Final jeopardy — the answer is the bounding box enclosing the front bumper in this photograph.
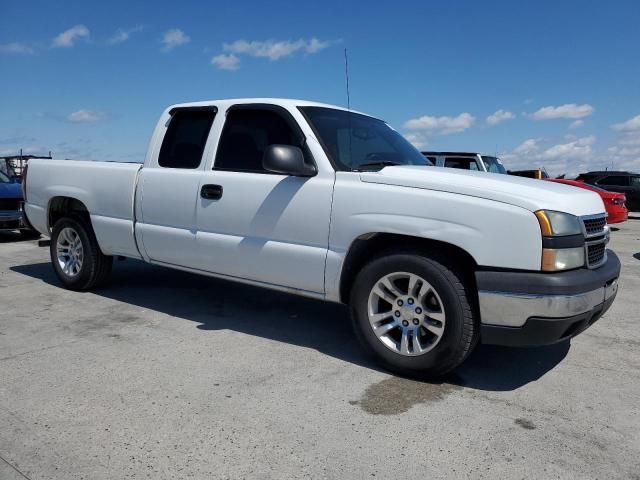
[0,210,24,231]
[477,251,621,346]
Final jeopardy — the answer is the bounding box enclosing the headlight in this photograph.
[534,210,582,236]
[541,247,585,272]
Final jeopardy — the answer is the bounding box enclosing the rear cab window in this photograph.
[158,108,216,169]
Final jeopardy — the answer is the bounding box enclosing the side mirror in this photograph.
[262,145,317,177]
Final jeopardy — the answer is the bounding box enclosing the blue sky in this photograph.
[1,0,639,176]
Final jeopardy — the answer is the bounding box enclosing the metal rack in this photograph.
[1,149,52,180]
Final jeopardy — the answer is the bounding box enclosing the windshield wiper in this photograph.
[354,161,401,171]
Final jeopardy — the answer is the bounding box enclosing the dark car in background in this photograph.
[576,171,640,212]
[0,170,37,236]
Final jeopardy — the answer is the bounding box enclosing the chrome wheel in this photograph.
[367,272,446,356]
[56,227,84,277]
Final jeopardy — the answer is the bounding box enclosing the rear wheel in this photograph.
[350,252,477,379]
[50,216,112,290]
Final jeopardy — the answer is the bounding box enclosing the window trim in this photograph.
[297,106,352,172]
[158,106,218,170]
[212,103,317,175]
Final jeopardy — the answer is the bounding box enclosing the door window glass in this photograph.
[444,157,479,170]
[215,109,303,173]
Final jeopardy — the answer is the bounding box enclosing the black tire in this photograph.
[350,251,477,379]
[50,216,112,291]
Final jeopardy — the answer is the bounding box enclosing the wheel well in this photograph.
[339,233,478,303]
[48,196,90,231]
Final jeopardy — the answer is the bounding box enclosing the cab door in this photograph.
[194,105,333,294]
[136,107,217,269]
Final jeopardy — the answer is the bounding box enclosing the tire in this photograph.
[350,252,477,379]
[50,216,112,291]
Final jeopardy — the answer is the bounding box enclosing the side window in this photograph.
[425,156,436,165]
[158,109,216,169]
[444,157,478,170]
[599,175,629,186]
[630,176,640,187]
[215,109,303,173]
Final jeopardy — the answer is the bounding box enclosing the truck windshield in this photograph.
[0,170,12,183]
[481,156,507,174]
[299,107,430,171]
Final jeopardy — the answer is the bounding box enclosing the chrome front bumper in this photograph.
[478,279,618,328]
[475,251,621,346]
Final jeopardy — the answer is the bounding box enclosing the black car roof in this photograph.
[578,171,632,176]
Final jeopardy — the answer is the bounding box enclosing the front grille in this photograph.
[587,242,606,268]
[0,199,21,211]
[583,216,606,236]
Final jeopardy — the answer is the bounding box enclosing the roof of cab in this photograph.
[164,98,371,118]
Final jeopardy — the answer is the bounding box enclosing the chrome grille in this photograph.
[581,214,608,269]
[583,216,606,236]
[587,242,606,268]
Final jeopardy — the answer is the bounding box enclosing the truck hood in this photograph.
[359,166,605,216]
[0,181,22,200]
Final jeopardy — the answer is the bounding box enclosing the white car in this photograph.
[23,98,620,378]
[422,151,507,173]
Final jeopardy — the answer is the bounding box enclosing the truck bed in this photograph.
[25,159,142,258]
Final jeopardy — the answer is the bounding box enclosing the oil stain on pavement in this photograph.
[351,376,461,415]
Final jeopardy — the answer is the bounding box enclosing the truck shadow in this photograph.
[11,259,569,392]
[0,231,39,243]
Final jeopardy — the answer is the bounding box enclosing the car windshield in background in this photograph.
[481,156,507,174]
[0,170,12,183]
[300,107,430,171]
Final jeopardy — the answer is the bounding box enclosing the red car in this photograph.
[545,178,628,224]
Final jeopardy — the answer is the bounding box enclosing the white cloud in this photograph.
[569,120,584,129]
[404,133,428,150]
[500,136,597,177]
[52,25,90,48]
[211,53,239,71]
[107,25,143,45]
[0,42,35,54]
[531,103,594,120]
[513,138,539,155]
[67,110,105,123]
[607,114,640,172]
[403,113,475,135]
[540,136,595,161]
[612,114,640,132]
[161,28,190,52]
[222,38,330,61]
[486,109,515,126]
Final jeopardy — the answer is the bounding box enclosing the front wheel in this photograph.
[350,252,477,379]
[50,216,112,291]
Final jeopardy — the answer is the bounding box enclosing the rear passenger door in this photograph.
[194,105,334,294]
[136,107,216,268]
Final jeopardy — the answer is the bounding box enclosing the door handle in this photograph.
[201,184,223,200]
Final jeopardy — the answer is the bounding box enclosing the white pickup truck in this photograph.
[24,98,620,378]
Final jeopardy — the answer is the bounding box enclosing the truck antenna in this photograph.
[344,48,351,111]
